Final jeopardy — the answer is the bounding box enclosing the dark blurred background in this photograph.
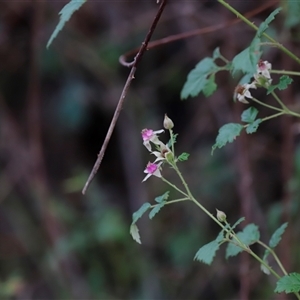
[0,0,300,299]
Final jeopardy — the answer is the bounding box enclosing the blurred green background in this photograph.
[0,0,300,299]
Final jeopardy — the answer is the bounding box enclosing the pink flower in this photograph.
[234,83,256,104]
[142,162,162,182]
[257,60,272,79]
[141,128,164,151]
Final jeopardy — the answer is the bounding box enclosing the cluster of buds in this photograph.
[141,115,174,182]
[235,60,272,104]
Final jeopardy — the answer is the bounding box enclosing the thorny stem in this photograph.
[82,0,168,194]
[218,0,300,65]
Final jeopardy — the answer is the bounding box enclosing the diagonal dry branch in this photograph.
[82,0,168,194]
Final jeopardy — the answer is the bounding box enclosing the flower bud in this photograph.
[216,209,227,222]
[163,114,174,130]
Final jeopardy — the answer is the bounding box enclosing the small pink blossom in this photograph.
[141,128,164,151]
[257,60,272,79]
[142,162,162,182]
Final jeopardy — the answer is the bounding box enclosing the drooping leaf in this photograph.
[211,123,244,154]
[149,202,165,219]
[154,191,170,203]
[275,273,300,294]
[181,58,218,99]
[47,0,87,48]
[194,239,220,265]
[285,0,300,28]
[178,152,190,162]
[231,36,261,76]
[269,222,288,248]
[241,107,259,123]
[246,119,262,134]
[267,75,293,94]
[132,202,151,224]
[226,224,260,258]
[257,8,282,37]
[130,224,141,244]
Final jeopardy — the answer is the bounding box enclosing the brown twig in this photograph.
[82,0,168,194]
[119,0,277,65]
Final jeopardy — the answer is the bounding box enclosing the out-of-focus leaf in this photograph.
[132,203,151,224]
[47,0,87,48]
[269,222,288,248]
[130,224,141,244]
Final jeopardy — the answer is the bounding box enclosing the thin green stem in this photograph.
[260,111,285,122]
[271,91,290,111]
[271,70,300,77]
[218,0,300,65]
[251,97,283,112]
[257,240,288,276]
[161,177,189,198]
[150,197,190,208]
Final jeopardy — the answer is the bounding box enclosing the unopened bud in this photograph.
[216,209,227,222]
[163,114,174,130]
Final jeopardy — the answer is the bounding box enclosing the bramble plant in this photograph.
[129,4,300,300]
[47,0,300,298]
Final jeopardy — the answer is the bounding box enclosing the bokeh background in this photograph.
[0,0,300,299]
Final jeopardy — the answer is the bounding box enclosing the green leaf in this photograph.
[226,224,260,258]
[267,75,293,94]
[213,47,221,60]
[257,8,282,37]
[285,0,300,28]
[47,0,87,48]
[167,134,178,148]
[269,222,288,248]
[231,36,261,76]
[178,152,190,161]
[203,74,218,97]
[149,202,165,219]
[211,123,244,154]
[130,224,141,244]
[194,239,220,265]
[155,191,169,203]
[181,58,218,99]
[241,107,259,123]
[246,119,262,134]
[231,217,245,231]
[275,273,300,293]
[132,202,151,224]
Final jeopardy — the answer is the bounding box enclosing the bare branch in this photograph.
[82,0,168,194]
